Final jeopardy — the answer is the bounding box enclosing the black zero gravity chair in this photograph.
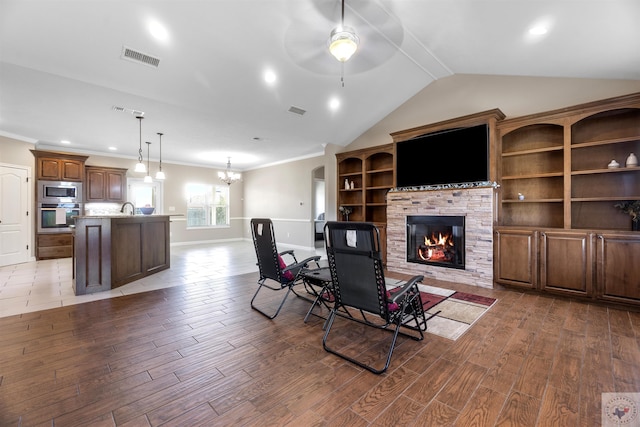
[250,218,321,319]
[322,221,430,374]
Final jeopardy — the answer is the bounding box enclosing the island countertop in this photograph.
[73,215,170,295]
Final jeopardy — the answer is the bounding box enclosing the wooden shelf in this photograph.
[502,146,564,157]
[571,166,640,175]
[502,172,564,180]
[571,135,639,148]
[366,168,394,174]
[503,199,563,203]
[572,197,640,202]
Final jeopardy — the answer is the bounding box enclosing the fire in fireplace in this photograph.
[406,215,465,269]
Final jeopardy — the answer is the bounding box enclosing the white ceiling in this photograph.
[1,0,639,170]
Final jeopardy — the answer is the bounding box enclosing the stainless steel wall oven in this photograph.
[37,203,82,233]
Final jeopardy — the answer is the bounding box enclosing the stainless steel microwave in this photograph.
[38,180,83,203]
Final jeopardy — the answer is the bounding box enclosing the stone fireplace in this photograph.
[386,183,495,289]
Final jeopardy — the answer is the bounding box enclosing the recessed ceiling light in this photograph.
[61,140,71,144]
[149,20,169,41]
[108,146,117,151]
[264,70,277,84]
[329,98,340,111]
[529,25,548,36]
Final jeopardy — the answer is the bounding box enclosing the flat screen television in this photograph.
[395,123,489,188]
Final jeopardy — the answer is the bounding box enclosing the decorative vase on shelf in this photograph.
[626,153,638,168]
[344,178,350,190]
[608,160,620,169]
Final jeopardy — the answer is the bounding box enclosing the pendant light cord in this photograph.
[146,141,151,172]
[137,116,144,163]
[157,133,163,171]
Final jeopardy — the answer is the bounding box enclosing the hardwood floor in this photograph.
[0,268,639,426]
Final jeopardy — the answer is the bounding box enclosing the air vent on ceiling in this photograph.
[120,46,160,68]
[288,106,306,116]
[112,106,145,116]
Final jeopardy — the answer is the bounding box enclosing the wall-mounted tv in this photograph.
[396,123,489,188]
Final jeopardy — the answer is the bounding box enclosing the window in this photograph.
[128,178,163,214]
[186,183,229,227]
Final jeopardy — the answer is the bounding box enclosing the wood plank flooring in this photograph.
[1,271,639,426]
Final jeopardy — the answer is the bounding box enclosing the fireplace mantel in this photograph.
[386,185,495,288]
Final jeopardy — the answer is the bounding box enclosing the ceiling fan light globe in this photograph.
[329,27,359,62]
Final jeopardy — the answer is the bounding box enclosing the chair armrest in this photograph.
[282,255,321,273]
[279,249,298,264]
[389,275,423,304]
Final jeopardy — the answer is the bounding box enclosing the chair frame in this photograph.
[250,218,320,319]
[322,221,432,374]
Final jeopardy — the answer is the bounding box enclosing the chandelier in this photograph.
[218,157,241,185]
[328,0,359,62]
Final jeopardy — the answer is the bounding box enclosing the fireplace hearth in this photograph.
[406,215,465,269]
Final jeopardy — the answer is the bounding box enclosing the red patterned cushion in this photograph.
[278,255,295,281]
[386,291,399,311]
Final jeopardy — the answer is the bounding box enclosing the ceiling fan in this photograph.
[283,0,404,76]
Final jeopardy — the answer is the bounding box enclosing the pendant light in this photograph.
[134,116,146,173]
[144,141,152,183]
[155,132,165,180]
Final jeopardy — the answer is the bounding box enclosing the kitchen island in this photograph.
[73,215,170,295]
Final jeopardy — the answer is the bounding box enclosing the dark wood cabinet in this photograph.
[31,150,89,260]
[494,228,538,289]
[595,233,640,305]
[74,215,170,295]
[37,233,73,259]
[540,231,593,297]
[111,216,170,287]
[32,151,87,181]
[85,166,127,202]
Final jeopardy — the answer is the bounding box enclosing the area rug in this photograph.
[386,280,497,341]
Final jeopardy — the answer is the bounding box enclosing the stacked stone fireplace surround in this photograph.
[386,185,495,289]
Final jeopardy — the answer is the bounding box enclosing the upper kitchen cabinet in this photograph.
[32,150,88,181]
[85,166,128,203]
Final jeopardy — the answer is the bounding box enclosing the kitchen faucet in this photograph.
[120,202,135,215]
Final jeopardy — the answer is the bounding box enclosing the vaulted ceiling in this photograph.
[1,0,639,170]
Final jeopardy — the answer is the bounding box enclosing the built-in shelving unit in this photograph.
[495,92,640,307]
[570,108,640,230]
[336,144,395,264]
[336,143,395,224]
[499,123,565,228]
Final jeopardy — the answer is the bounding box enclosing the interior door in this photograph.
[0,165,30,266]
